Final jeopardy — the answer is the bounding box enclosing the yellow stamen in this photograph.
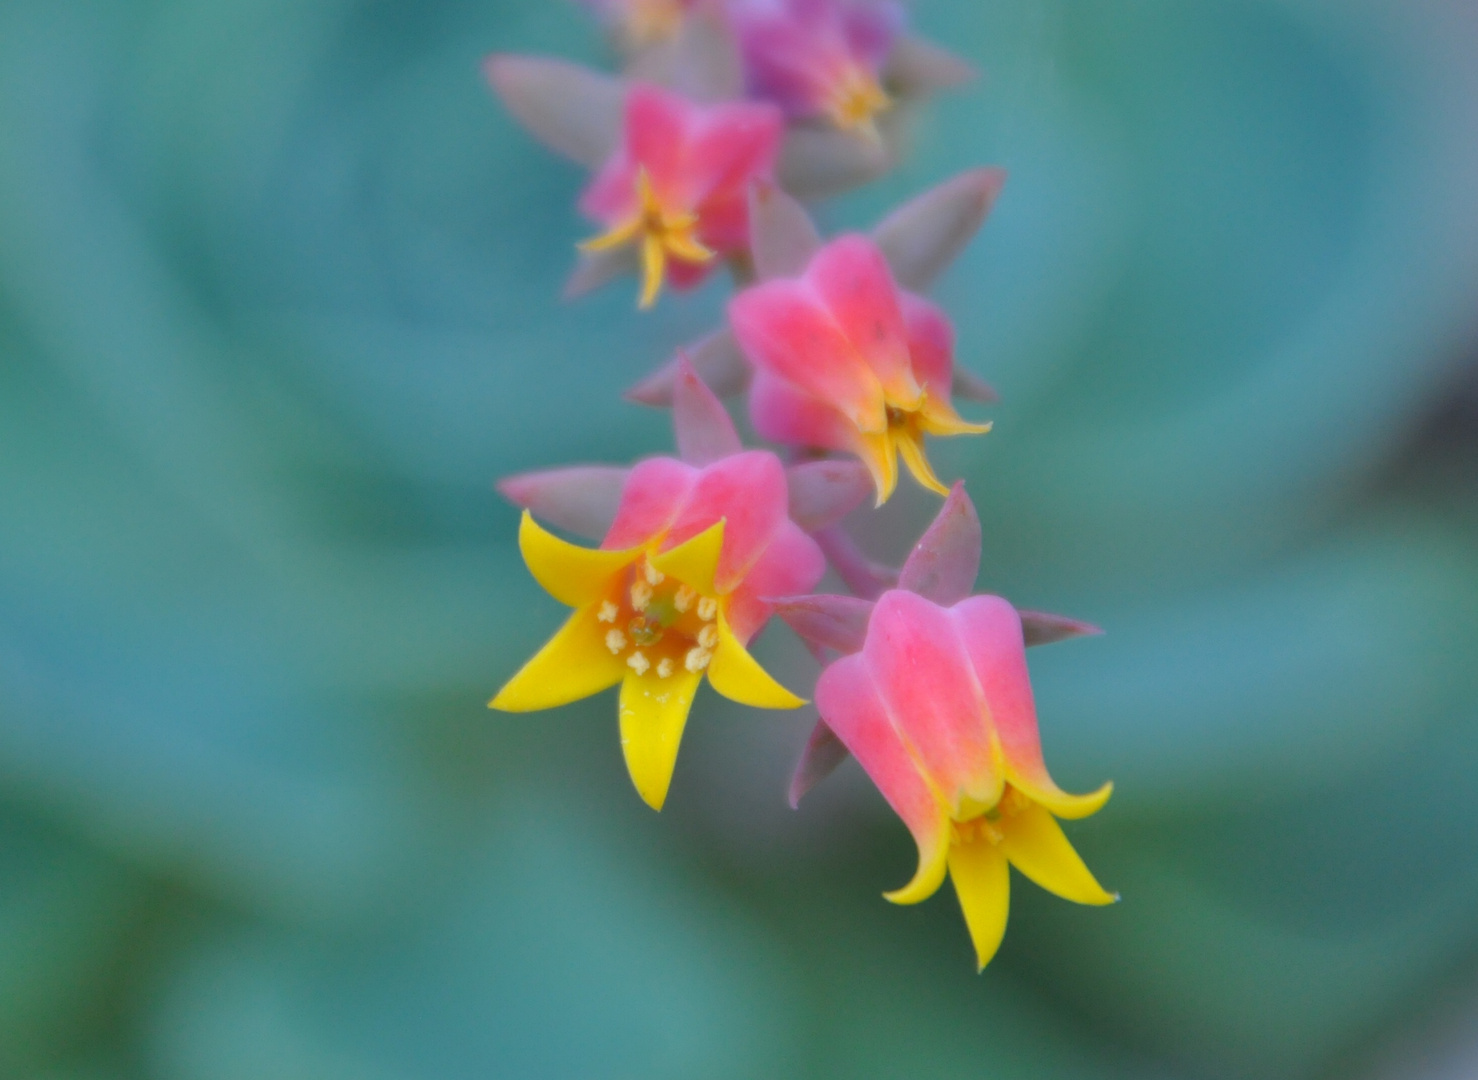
[825,65,892,141]
[578,169,715,310]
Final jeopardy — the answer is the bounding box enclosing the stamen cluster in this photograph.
[483,0,1116,973]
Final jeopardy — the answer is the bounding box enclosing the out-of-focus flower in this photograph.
[627,170,1003,410]
[486,57,782,308]
[775,487,1114,970]
[731,231,990,502]
[491,364,840,810]
[579,84,783,307]
[728,0,904,139]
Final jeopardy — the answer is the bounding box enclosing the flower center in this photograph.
[825,65,891,140]
[952,786,1032,848]
[597,556,721,678]
[578,169,715,309]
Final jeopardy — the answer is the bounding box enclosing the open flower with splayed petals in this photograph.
[485,59,781,309]
[774,485,1115,970]
[491,363,861,810]
[579,83,782,307]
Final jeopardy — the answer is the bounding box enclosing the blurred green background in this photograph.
[3,0,1478,1077]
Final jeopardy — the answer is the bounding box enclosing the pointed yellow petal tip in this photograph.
[707,616,808,709]
[619,669,702,811]
[896,430,951,498]
[518,511,640,609]
[883,829,950,906]
[650,519,726,597]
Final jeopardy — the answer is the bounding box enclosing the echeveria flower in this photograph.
[491,363,838,810]
[728,0,903,138]
[731,231,989,502]
[484,59,781,309]
[579,83,783,307]
[775,486,1113,970]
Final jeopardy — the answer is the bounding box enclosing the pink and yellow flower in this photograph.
[730,232,990,503]
[578,0,698,50]
[492,447,824,810]
[778,485,1113,970]
[728,0,903,138]
[579,83,783,308]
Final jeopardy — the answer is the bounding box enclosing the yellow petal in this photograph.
[619,668,703,810]
[919,398,992,437]
[947,831,1011,972]
[1000,802,1117,906]
[490,606,626,712]
[1007,772,1113,821]
[706,613,806,709]
[577,214,641,254]
[854,429,898,507]
[518,511,639,608]
[882,811,951,906]
[639,233,665,309]
[649,520,725,597]
[895,429,951,497]
[665,231,715,265]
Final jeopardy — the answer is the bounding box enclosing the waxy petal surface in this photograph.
[816,656,950,904]
[707,615,806,709]
[667,451,788,591]
[619,668,704,810]
[649,519,726,597]
[785,459,872,532]
[947,831,1010,972]
[491,608,627,712]
[808,235,918,406]
[603,458,697,550]
[953,595,1111,820]
[521,512,641,608]
[771,593,873,655]
[864,590,1002,815]
[724,521,826,643]
[1000,802,1116,906]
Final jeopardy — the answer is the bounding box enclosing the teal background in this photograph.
[2,1,1478,1077]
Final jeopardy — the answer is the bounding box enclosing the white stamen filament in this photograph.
[697,624,719,650]
[684,647,712,673]
[673,585,696,613]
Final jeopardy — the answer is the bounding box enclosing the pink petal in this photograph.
[748,371,854,454]
[748,178,823,281]
[770,593,873,655]
[497,465,629,542]
[672,357,743,466]
[688,102,784,199]
[785,458,871,531]
[863,589,1003,814]
[951,595,1053,794]
[806,236,918,406]
[664,450,789,592]
[788,716,850,808]
[897,482,980,606]
[900,292,955,397]
[625,83,696,197]
[724,519,827,641]
[871,167,1006,292]
[816,653,950,899]
[730,278,883,431]
[602,457,697,549]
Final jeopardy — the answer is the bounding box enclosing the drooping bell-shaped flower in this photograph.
[774,486,1114,970]
[727,0,903,139]
[731,229,990,503]
[491,363,839,810]
[485,58,782,309]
